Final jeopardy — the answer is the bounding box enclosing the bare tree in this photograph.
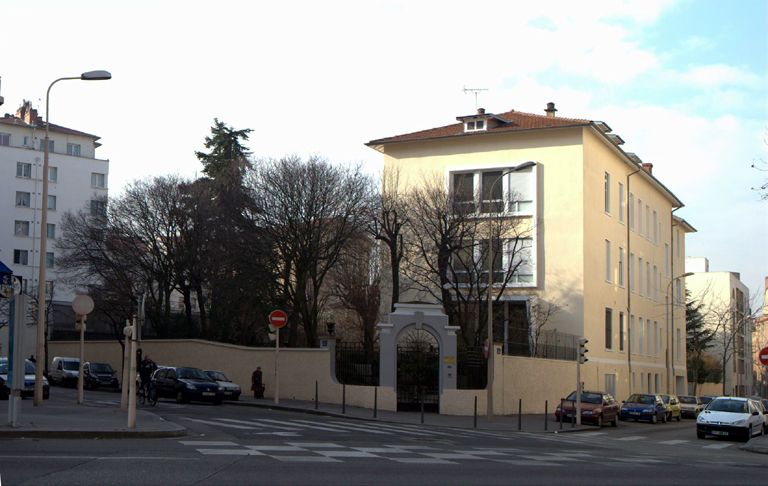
[249,156,372,347]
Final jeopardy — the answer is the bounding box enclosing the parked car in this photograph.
[83,362,119,390]
[152,366,223,404]
[697,396,765,441]
[678,395,703,418]
[749,397,768,433]
[49,357,80,386]
[660,394,682,422]
[619,393,667,423]
[0,358,50,399]
[205,370,241,401]
[554,390,619,427]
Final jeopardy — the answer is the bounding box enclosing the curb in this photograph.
[0,427,187,440]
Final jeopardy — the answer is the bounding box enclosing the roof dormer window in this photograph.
[465,119,486,132]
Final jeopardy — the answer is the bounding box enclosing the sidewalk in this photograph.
[0,399,186,439]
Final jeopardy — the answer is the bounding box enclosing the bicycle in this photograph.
[137,380,158,406]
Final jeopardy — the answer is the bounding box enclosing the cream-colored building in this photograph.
[753,277,768,396]
[686,257,755,396]
[367,103,695,399]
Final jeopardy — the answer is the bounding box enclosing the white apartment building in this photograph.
[0,101,109,357]
[685,256,754,396]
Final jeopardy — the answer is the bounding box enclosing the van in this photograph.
[50,357,80,386]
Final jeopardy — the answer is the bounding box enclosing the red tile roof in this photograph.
[367,109,593,146]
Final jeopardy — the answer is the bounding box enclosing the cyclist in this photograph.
[139,354,158,396]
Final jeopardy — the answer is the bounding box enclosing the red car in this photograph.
[555,390,620,427]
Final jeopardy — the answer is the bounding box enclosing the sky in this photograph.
[2,0,766,307]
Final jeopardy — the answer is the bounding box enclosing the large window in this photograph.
[16,162,32,178]
[646,262,651,299]
[452,173,474,212]
[46,252,55,268]
[40,139,54,152]
[645,205,650,241]
[605,240,612,282]
[13,249,29,265]
[480,239,503,283]
[618,247,625,287]
[619,312,625,351]
[653,210,658,244]
[67,143,81,156]
[90,199,107,218]
[49,166,58,183]
[653,265,658,301]
[47,223,56,239]
[638,317,644,354]
[91,172,107,189]
[638,257,644,296]
[618,182,625,223]
[451,166,535,215]
[629,252,635,292]
[47,195,57,210]
[15,191,31,207]
[637,198,643,236]
[605,308,613,350]
[604,172,611,214]
[628,193,634,230]
[0,132,10,145]
[14,220,30,236]
[481,171,503,213]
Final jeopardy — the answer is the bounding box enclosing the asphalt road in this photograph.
[1,388,766,485]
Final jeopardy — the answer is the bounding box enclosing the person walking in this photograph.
[251,366,263,399]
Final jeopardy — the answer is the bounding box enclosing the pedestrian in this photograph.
[251,366,263,399]
[28,355,36,363]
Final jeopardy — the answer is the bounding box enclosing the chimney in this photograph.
[545,102,557,117]
[15,100,42,125]
[641,162,653,175]
[477,107,486,115]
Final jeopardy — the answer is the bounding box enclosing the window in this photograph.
[618,182,625,223]
[604,172,611,214]
[628,193,635,230]
[47,195,57,210]
[14,220,30,236]
[676,328,682,360]
[638,318,644,354]
[647,373,652,393]
[67,143,81,156]
[675,279,682,304]
[13,249,29,265]
[0,132,10,146]
[618,247,625,287]
[481,171,503,213]
[605,374,617,398]
[630,315,635,353]
[645,205,650,240]
[676,229,680,257]
[49,166,58,183]
[654,374,660,393]
[629,252,635,292]
[15,191,31,207]
[40,139,54,152]
[638,257,643,296]
[16,162,32,178]
[451,240,475,284]
[90,199,107,218]
[91,172,107,189]
[653,265,658,300]
[605,240,612,282]
[653,321,659,356]
[646,262,651,299]
[664,244,670,277]
[480,239,503,283]
[46,252,55,268]
[653,210,658,244]
[452,173,474,212]
[605,308,613,350]
[508,237,534,284]
[619,312,625,351]
[465,120,486,132]
[645,320,651,355]
[637,198,643,236]
[47,223,56,239]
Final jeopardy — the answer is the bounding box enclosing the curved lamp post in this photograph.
[485,161,536,421]
[666,272,693,394]
[34,70,111,406]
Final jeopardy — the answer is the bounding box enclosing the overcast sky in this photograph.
[3,0,766,306]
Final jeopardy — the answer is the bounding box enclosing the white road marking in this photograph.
[285,420,358,433]
[659,439,689,445]
[179,440,238,446]
[196,449,263,456]
[703,443,733,450]
[286,442,345,448]
[387,458,457,464]
[317,450,380,458]
[615,435,646,441]
[422,453,485,460]
[181,417,256,430]
[245,445,308,452]
[273,456,340,463]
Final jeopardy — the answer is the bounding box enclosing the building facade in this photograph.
[686,257,755,396]
[367,103,694,399]
[0,101,109,357]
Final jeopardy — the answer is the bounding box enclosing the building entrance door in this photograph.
[397,328,439,412]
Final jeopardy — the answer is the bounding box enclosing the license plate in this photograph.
[630,412,640,415]
[224,391,232,395]
[202,392,214,396]
[712,431,728,436]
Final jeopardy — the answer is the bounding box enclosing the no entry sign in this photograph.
[268,310,288,329]
[759,346,768,366]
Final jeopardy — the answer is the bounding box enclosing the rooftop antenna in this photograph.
[463,85,487,110]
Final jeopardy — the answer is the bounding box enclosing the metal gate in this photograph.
[396,328,439,412]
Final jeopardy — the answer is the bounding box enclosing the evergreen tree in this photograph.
[685,290,716,394]
[195,119,253,181]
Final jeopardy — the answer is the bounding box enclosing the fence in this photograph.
[504,329,578,361]
[335,342,379,386]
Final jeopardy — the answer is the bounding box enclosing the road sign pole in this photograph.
[274,327,280,404]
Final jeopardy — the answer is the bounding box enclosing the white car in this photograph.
[205,370,241,400]
[697,396,765,441]
[0,358,50,399]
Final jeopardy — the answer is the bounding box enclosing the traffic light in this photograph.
[578,338,589,364]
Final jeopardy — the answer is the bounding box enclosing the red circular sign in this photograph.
[759,346,768,366]
[268,310,288,329]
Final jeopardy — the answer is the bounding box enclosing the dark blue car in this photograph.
[619,393,667,423]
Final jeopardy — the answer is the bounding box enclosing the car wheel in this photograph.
[596,415,603,427]
[661,413,666,424]
[611,415,618,427]
[676,413,681,422]
[176,390,185,404]
[651,414,658,424]
[697,431,706,439]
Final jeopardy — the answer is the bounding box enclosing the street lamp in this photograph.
[485,161,535,421]
[666,271,693,394]
[34,70,111,405]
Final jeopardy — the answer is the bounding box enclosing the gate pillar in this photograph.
[377,303,459,392]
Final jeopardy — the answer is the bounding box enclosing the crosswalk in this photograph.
[177,439,675,465]
[178,415,512,440]
[516,430,738,451]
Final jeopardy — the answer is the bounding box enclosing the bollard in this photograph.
[560,398,564,430]
[374,387,378,418]
[315,380,318,410]
[342,383,346,414]
[518,398,522,431]
[473,396,478,429]
[545,400,548,431]
[421,400,425,424]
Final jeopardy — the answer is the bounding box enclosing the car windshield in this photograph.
[700,396,714,404]
[627,394,655,404]
[707,399,748,414]
[0,360,36,374]
[661,396,670,404]
[62,361,79,371]
[177,368,210,380]
[679,396,697,404]
[206,371,228,382]
[565,391,602,404]
[90,363,113,373]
